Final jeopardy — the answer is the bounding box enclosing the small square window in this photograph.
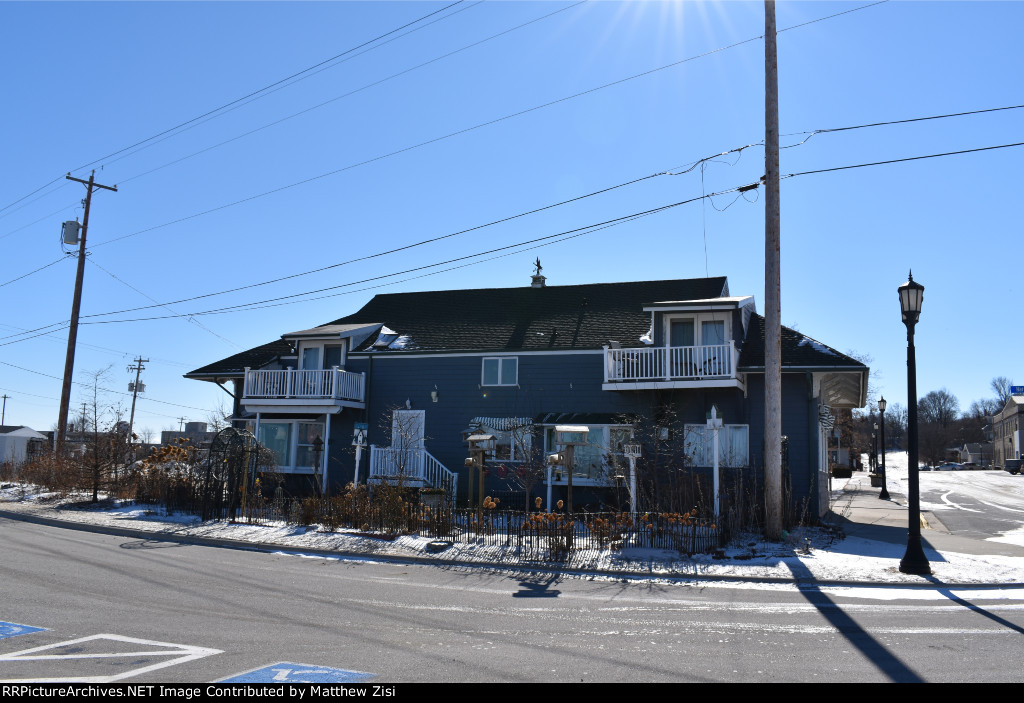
[482,357,517,386]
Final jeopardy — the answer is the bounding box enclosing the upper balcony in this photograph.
[242,367,366,413]
[602,343,744,391]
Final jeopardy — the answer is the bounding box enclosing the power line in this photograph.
[113,1,580,183]
[79,187,748,325]
[0,359,209,412]
[0,200,79,240]
[0,1,470,217]
[87,173,665,318]
[6,128,1020,343]
[782,103,1024,146]
[85,257,240,349]
[73,100,1024,312]
[783,141,1024,179]
[2,1,889,253]
[0,255,71,289]
[81,139,1024,325]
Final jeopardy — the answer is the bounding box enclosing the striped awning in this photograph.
[470,417,533,432]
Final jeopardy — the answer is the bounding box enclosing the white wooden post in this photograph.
[321,413,331,495]
[708,406,723,520]
[546,464,553,511]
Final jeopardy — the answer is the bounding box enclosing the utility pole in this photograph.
[126,356,148,451]
[56,171,117,450]
[1,394,8,424]
[763,0,783,539]
[178,416,187,432]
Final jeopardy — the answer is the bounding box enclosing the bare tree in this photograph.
[206,398,232,433]
[77,366,130,502]
[884,402,908,450]
[919,389,959,429]
[991,377,1015,407]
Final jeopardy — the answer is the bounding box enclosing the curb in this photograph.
[4,507,1022,590]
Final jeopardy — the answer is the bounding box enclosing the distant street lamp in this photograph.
[898,271,930,575]
[872,426,878,470]
[878,396,890,500]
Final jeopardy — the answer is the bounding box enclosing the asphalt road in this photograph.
[917,470,1024,542]
[2,517,1024,683]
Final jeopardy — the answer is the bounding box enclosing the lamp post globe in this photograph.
[898,272,930,575]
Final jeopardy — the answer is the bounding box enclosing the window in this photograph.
[295,422,325,469]
[482,357,518,386]
[665,314,730,347]
[298,342,346,370]
[683,424,749,467]
[254,420,324,472]
[474,419,532,462]
[543,425,633,483]
[258,422,291,468]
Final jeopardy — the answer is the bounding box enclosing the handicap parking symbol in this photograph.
[222,662,375,683]
[0,622,46,640]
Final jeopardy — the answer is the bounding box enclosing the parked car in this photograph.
[1005,459,1022,475]
[935,462,961,471]
[919,465,933,471]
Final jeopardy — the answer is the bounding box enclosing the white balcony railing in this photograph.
[368,445,457,494]
[604,342,737,383]
[243,368,365,403]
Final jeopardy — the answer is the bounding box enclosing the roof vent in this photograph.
[530,257,546,288]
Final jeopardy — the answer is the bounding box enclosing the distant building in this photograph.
[993,394,1024,468]
[0,425,47,465]
[160,421,217,448]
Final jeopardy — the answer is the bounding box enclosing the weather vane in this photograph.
[534,257,543,276]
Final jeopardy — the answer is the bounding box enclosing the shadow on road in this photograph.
[925,576,1024,636]
[512,573,562,598]
[785,560,925,683]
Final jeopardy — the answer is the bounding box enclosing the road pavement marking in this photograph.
[0,633,221,683]
[940,490,982,512]
[220,662,375,683]
[975,498,1024,514]
[0,622,46,641]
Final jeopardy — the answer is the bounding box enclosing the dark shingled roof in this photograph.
[738,314,866,369]
[337,277,729,352]
[185,339,293,378]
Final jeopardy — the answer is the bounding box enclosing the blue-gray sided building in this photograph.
[185,273,867,518]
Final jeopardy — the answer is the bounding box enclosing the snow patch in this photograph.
[797,335,838,356]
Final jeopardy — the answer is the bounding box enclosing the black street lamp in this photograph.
[898,271,930,575]
[878,396,890,500]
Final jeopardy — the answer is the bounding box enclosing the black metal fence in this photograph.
[238,497,721,560]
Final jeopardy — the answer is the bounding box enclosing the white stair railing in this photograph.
[368,445,456,494]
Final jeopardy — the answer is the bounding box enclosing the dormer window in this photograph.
[299,342,345,370]
[667,315,728,348]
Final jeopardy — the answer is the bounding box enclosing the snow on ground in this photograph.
[3,468,1024,587]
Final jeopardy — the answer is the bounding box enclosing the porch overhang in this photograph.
[602,378,746,392]
[242,399,364,414]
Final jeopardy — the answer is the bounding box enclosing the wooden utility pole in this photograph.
[56,171,117,450]
[763,0,783,539]
[126,356,148,450]
[1,394,8,425]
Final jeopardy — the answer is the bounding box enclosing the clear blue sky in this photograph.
[1,1,1020,436]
